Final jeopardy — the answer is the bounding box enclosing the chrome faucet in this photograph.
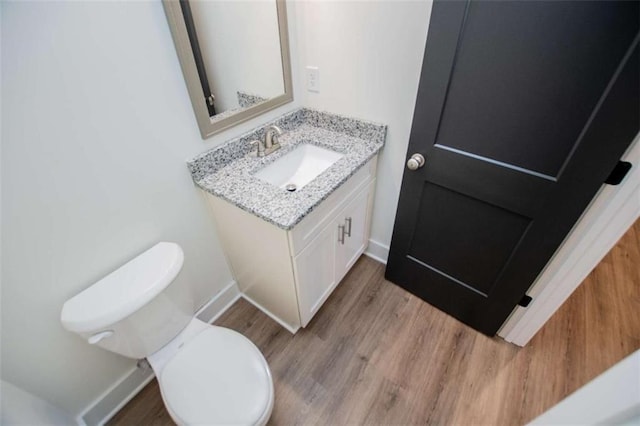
[251,125,283,157]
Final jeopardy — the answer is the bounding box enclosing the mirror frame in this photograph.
[163,0,294,139]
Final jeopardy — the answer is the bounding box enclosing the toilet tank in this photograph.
[60,242,194,359]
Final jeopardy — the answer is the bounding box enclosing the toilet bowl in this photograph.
[147,318,274,425]
[60,242,274,425]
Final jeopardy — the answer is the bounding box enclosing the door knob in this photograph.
[407,154,425,170]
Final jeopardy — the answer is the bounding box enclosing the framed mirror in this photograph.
[163,0,293,139]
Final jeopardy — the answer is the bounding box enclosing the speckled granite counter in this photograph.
[187,108,386,230]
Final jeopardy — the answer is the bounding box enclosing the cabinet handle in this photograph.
[338,224,345,244]
[344,217,352,237]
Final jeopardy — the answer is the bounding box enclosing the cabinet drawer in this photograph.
[288,157,376,256]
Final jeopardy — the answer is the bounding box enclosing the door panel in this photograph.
[386,0,640,335]
[409,182,531,296]
[426,148,550,216]
[436,2,638,177]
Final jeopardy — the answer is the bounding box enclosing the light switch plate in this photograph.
[306,66,319,93]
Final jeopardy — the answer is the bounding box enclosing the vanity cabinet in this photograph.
[205,157,377,333]
[293,187,370,326]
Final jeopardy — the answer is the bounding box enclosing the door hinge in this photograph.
[518,295,533,308]
[207,94,216,106]
[605,161,632,186]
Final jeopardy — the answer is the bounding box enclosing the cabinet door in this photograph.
[293,224,337,326]
[335,186,371,282]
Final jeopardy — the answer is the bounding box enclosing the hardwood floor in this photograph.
[109,220,640,425]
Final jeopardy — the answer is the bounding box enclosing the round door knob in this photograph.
[406,153,425,170]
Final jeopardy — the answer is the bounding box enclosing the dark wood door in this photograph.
[385,0,639,336]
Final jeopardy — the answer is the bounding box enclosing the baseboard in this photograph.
[195,280,241,324]
[79,363,155,426]
[241,294,300,334]
[78,280,240,426]
[364,238,389,264]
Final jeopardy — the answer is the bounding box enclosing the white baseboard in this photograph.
[79,280,240,426]
[195,280,241,324]
[241,294,300,334]
[364,238,389,264]
[80,363,155,426]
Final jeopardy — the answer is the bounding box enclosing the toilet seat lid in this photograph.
[159,326,273,425]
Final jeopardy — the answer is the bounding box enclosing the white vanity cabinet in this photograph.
[293,187,371,326]
[205,157,377,333]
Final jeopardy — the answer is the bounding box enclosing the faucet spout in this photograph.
[252,125,284,157]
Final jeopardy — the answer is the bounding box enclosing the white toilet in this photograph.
[60,242,274,425]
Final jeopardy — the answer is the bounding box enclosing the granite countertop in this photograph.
[187,108,387,230]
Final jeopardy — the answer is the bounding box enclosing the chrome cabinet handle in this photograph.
[338,225,345,244]
[407,153,425,170]
[344,217,352,237]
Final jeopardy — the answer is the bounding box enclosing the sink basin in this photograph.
[253,144,344,191]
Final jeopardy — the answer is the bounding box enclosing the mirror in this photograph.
[163,0,293,139]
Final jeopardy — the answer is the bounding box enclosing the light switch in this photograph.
[306,66,319,93]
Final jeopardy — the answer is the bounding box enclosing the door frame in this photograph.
[498,132,640,346]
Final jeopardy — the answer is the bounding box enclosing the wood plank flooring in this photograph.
[109,219,640,425]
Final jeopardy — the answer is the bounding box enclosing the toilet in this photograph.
[60,242,274,425]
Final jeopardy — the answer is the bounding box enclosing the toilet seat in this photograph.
[157,326,274,426]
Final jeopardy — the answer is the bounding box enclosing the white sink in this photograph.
[253,144,344,191]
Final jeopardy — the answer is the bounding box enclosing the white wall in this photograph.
[529,350,640,425]
[0,0,298,418]
[2,0,428,419]
[1,380,76,425]
[293,0,433,258]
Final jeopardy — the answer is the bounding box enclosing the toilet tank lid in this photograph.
[60,242,184,333]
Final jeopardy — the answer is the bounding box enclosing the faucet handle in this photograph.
[250,139,265,157]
